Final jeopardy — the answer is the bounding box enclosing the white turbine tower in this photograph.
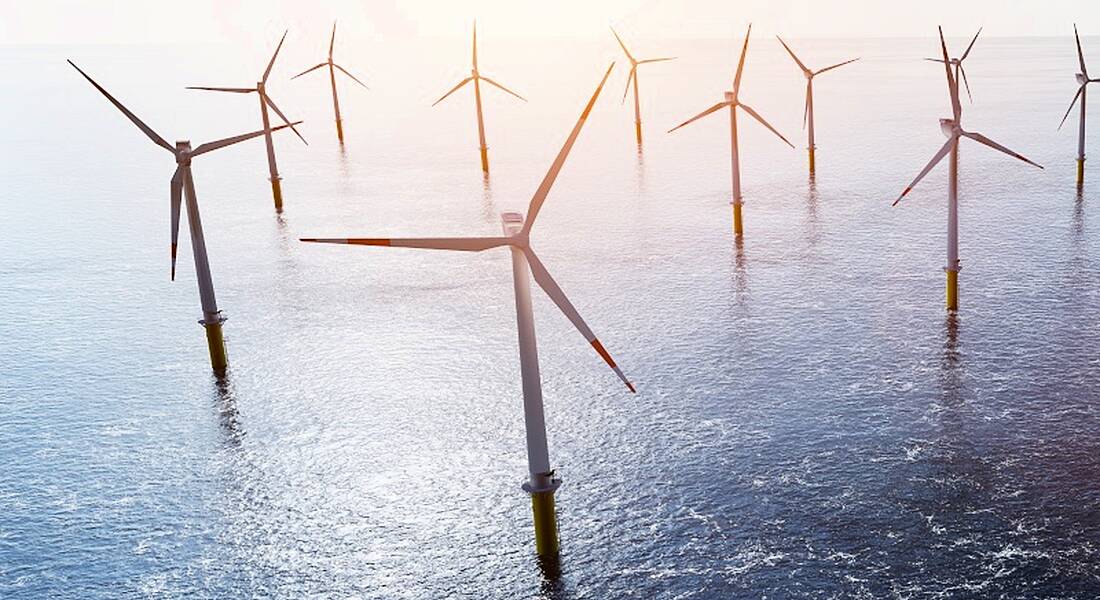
[187,30,308,212]
[433,21,527,174]
[669,24,794,238]
[302,64,632,559]
[69,60,299,372]
[1059,24,1099,186]
[892,28,1042,312]
[292,21,368,144]
[775,36,859,175]
[611,26,675,145]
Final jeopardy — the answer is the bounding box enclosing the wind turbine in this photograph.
[775,36,859,175]
[924,28,982,104]
[302,64,631,559]
[1060,24,1099,186]
[433,21,526,174]
[892,28,1042,312]
[69,60,299,372]
[669,25,794,238]
[292,21,368,143]
[611,26,675,145]
[187,30,307,212]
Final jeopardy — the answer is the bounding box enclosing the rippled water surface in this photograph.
[4,34,1100,598]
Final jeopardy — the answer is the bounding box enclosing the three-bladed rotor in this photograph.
[432,21,527,107]
[610,27,676,104]
[291,21,370,89]
[303,63,634,393]
[924,27,982,103]
[1059,24,1100,131]
[69,60,301,280]
[186,30,307,145]
[776,36,860,129]
[668,24,794,149]
[893,27,1042,206]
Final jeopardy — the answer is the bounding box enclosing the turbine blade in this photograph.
[962,131,1043,169]
[191,121,302,156]
[263,30,288,84]
[432,77,474,106]
[1076,24,1089,78]
[610,27,636,63]
[170,166,182,281]
[814,57,860,75]
[300,236,511,251]
[959,64,973,104]
[525,249,635,393]
[333,63,369,89]
[264,95,308,145]
[776,36,810,74]
[637,57,676,65]
[523,63,615,234]
[960,27,982,61]
[472,20,478,70]
[291,63,327,80]
[738,102,795,148]
[329,21,337,60]
[667,101,729,133]
[893,137,954,206]
[621,66,636,104]
[67,60,174,153]
[185,86,256,93]
[733,24,752,94]
[1059,84,1087,130]
[924,58,947,64]
[938,27,962,122]
[480,75,526,101]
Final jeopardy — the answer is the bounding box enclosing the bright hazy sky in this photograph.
[4,0,1100,44]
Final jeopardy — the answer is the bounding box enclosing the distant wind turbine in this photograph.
[611,26,675,145]
[302,64,631,559]
[892,28,1042,312]
[669,25,794,238]
[292,22,368,143]
[775,36,859,175]
[433,21,526,174]
[924,28,982,104]
[187,30,307,212]
[1060,24,1099,186]
[69,60,299,372]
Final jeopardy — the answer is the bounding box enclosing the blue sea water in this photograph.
[3,33,1100,597]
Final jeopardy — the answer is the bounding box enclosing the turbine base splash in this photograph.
[202,317,228,372]
[270,178,284,212]
[946,270,959,312]
[524,475,561,558]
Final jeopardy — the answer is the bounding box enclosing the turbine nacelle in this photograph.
[1077,72,1090,85]
[939,118,960,137]
[724,91,736,103]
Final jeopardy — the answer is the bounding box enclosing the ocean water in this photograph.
[3,33,1100,598]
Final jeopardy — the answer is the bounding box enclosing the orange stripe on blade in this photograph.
[346,238,391,246]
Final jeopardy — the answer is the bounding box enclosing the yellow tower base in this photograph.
[808,148,816,175]
[946,270,958,312]
[270,178,283,212]
[635,121,643,145]
[480,147,490,173]
[336,119,344,143]
[204,321,228,373]
[732,202,744,237]
[530,489,560,558]
[1078,158,1085,186]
